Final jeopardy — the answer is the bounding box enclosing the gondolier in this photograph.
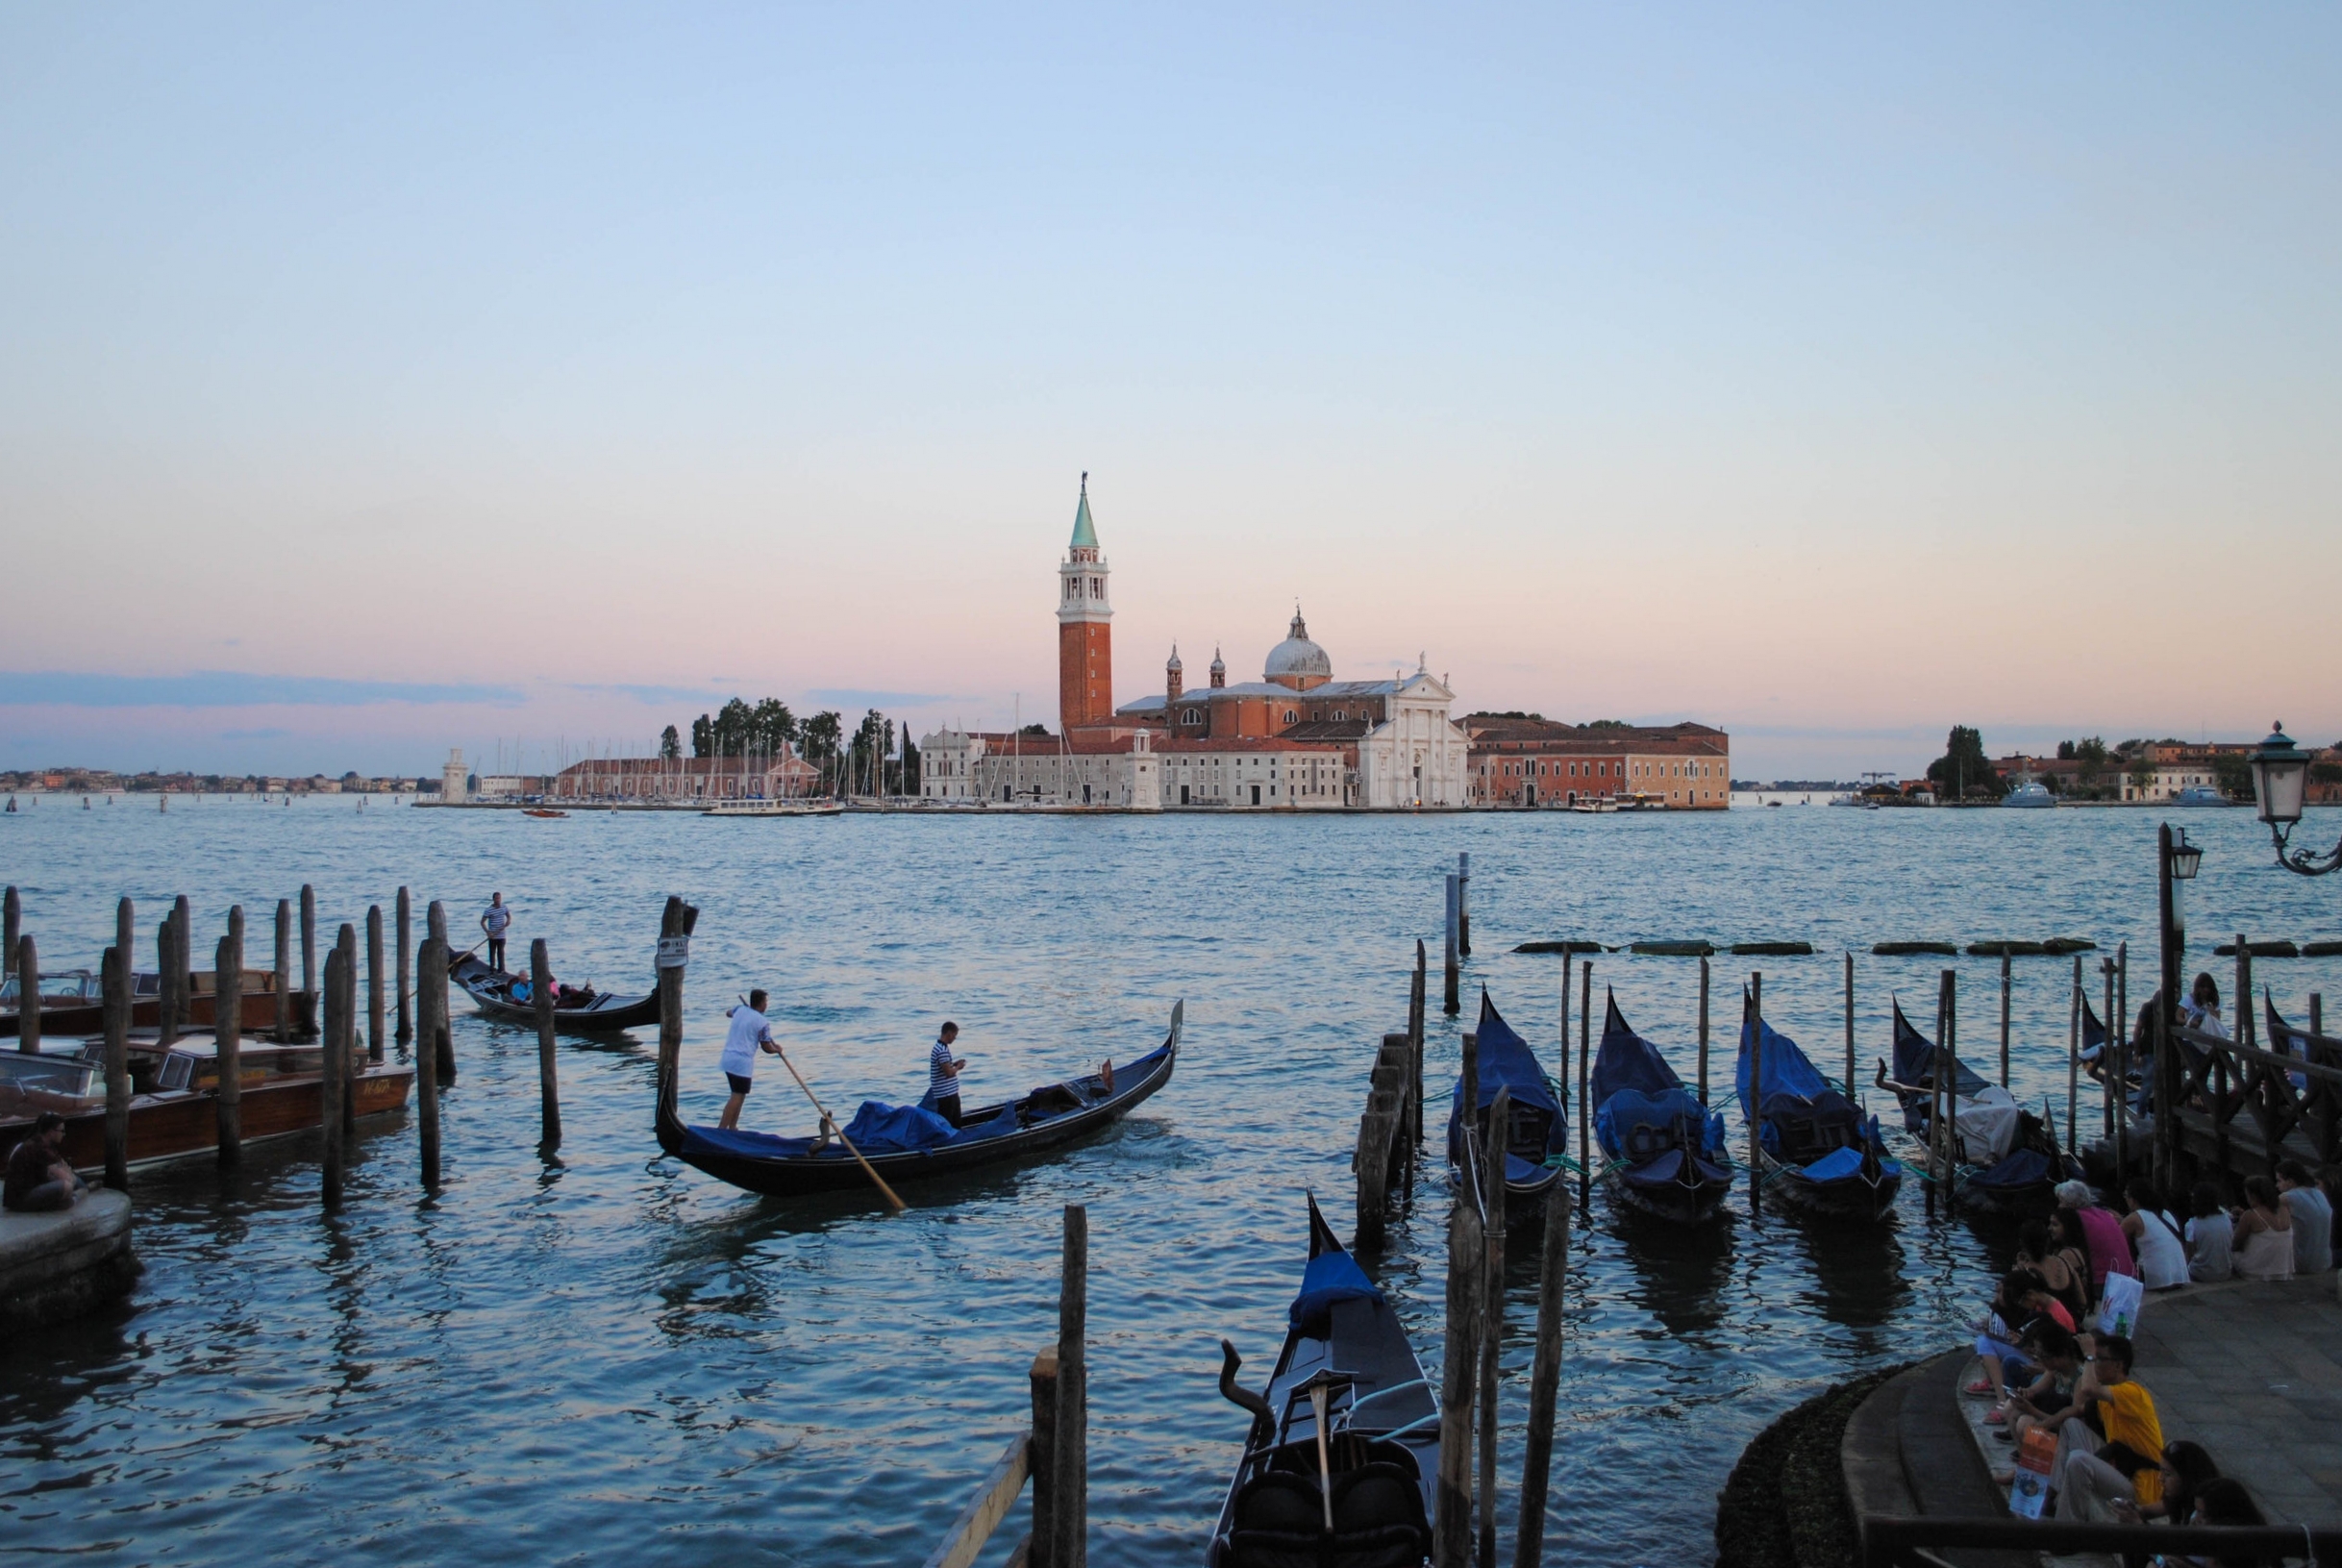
[928,1022,967,1127]
[718,990,780,1131]
[481,893,511,972]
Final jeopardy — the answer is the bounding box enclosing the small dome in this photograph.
[1263,610,1332,684]
[1166,644,1183,671]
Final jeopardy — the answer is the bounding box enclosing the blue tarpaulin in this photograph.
[1892,1000,1989,1097]
[1593,993,1727,1160]
[1447,990,1567,1176]
[1289,1247,1383,1330]
[1591,992,1682,1103]
[1736,1006,1832,1108]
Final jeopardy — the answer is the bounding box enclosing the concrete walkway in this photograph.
[2130,1274,2342,1526]
[0,1187,136,1330]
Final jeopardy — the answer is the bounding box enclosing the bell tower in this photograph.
[1057,473,1113,732]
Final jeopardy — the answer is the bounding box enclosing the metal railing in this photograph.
[1860,1513,2340,1566]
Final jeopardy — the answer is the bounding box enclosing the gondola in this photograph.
[451,953,660,1033]
[1446,989,1566,1215]
[1590,990,1732,1223]
[1207,1194,1437,1568]
[1876,998,2071,1211]
[656,1002,1181,1197]
[1737,994,1902,1220]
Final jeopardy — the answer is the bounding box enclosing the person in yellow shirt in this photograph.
[2052,1334,2164,1522]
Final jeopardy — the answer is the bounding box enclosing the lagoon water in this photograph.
[3,796,2339,1565]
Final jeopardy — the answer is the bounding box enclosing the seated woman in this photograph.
[2234,1175,2295,1282]
[2182,972,2230,1040]
[1967,1267,2052,1401]
[2107,1439,2222,1527]
[2185,1181,2235,1282]
[1999,1322,2082,1448]
[2121,1177,2191,1291]
[2018,1218,2089,1328]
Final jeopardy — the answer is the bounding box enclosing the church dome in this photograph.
[1263,610,1333,689]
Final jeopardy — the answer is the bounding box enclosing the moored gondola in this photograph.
[1445,989,1566,1215]
[1738,994,1902,1220]
[656,1002,1181,1198]
[1876,998,2072,1211]
[451,953,660,1033]
[1207,1194,1437,1568]
[1591,990,1732,1223]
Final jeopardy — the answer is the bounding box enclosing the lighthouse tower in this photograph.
[1058,474,1113,732]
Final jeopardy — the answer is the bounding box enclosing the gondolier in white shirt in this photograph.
[718,988,781,1131]
[929,1022,967,1127]
[481,893,511,972]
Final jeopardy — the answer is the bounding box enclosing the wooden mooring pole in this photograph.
[1576,961,1591,1211]
[427,902,456,1083]
[1028,1348,1060,1568]
[1844,950,1856,1096]
[417,933,444,1191]
[535,938,561,1152]
[2101,958,2117,1144]
[1,885,15,978]
[156,912,177,1048]
[1458,852,1471,958]
[336,923,358,1132]
[1749,972,1764,1215]
[1444,874,1461,1016]
[1511,1179,1571,1568]
[299,883,316,1006]
[2066,956,2081,1158]
[274,899,293,1042]
[367,905,386,1062]
[654,895,698,1133]
[13,935,37,1056]
[216,909,244,1167]
[102,943,130,1189]
[395,886,412,1044]
[1479,1086,1507,1568]
[1999,950,2012,1088]
[2115,942,2130,1184]
[1051,1204,1088,1568]
[172,894,192,1033]
[321,944,346,1208]
[1410,940,1428,1145]
[1697,955,1711,1105]
[1435,1198,1484,1568]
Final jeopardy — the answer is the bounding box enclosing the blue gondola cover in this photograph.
[1288,1248,1383,1332]
[1447,990,1567,1177]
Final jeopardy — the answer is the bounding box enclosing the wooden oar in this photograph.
[767,1040,908,1213]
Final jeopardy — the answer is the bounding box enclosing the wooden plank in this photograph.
[922,1433,1031,1568]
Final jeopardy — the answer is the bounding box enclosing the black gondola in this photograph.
[1876,997,2072,1211]
[655,1002,1181,1197]
[1208,1194,1438,1568]
[1445,989,1566,1215]
[451,953,661,1033]
[1591,989,1732,1224]
[1737,993,1903,1221]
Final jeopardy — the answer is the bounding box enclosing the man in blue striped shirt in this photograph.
[929,1022,967,1127]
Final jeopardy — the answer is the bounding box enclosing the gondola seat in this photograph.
[1227,1461,1431,1568]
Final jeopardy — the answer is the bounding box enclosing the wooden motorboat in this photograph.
[657,1003,1181,1197]
[1207,1194,1437,1568]
[522,808,569,818]
[7,969,314,1039]
[0,1033,412,1175]
[1445,990,1566,1215]
[451,953,660,1033]
[1,970,103,1037]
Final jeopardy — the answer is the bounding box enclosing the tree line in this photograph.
[660,697,921,795]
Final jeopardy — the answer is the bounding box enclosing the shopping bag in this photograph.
[2007,1427,2057,1519]
[2097,1271,2145,1338]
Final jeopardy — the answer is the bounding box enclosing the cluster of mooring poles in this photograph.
[3,881,600,1208]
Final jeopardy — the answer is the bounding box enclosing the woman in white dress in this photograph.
[2120,1177,2190,1290]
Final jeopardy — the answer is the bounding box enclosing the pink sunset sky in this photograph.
[4,7,2337,781]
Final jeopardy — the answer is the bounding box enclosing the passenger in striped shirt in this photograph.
[929,1022,967,1127]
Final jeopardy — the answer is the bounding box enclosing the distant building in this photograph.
[440,749,469,804]
[552,751,819,803]
[1462,718,1732,809]
[922,478,1469,809]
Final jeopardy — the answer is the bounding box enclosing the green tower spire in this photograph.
[1070,471,1098,550]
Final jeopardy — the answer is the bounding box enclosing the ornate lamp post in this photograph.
[2248,723,2340,876]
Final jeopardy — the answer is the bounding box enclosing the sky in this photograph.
[3,4,2338,782]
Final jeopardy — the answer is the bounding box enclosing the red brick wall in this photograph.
[1059,620,1112,731]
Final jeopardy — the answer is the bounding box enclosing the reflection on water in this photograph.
[1,801,2338,1564]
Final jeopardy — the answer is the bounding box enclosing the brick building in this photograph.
[1463,718,1732,809]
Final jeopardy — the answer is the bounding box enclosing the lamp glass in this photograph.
[2170,840,2203,881]
[2251,724,2308,827]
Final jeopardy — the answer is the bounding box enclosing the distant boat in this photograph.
[2002,782,2055,809]
[702,801,845,818]
[522,808,569,819]
[2173,785,2229,808]
[1568,797,1618,814]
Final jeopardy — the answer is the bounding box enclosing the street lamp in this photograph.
[2248,722,2341,876]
